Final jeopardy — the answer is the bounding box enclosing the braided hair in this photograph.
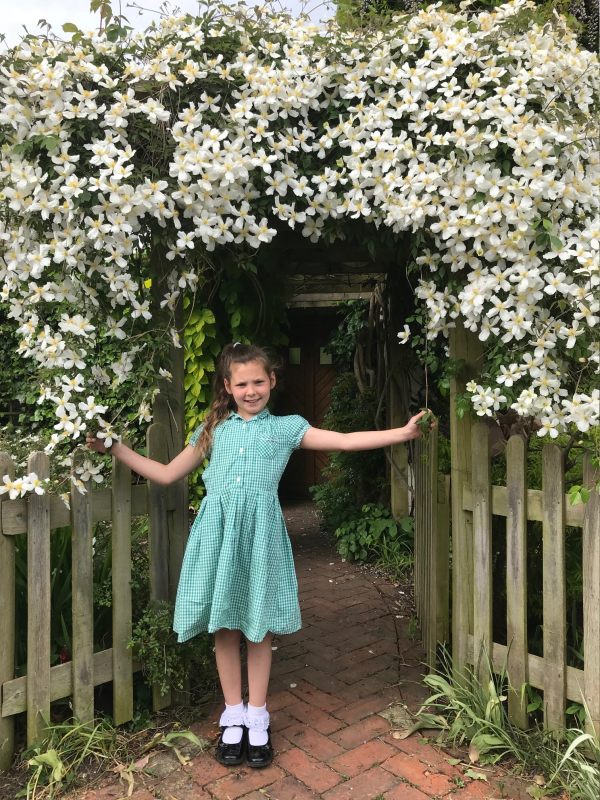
[194,343,278,458]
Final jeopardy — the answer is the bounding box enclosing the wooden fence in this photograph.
[413,419,599,733]
[0,422,187,771]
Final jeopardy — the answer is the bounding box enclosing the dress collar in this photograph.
[229,409,271,422]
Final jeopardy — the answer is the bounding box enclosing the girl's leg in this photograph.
[214,628,243,704]
[245,634,273,755]
[214,629,245,756]
[246,633,273,706]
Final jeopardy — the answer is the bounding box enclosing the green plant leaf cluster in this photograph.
[417,650,600,800]
[21,718,121,799]
[128,601,214,696]
[334,503,413,567]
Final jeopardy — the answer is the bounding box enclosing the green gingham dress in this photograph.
[173,410,311,643]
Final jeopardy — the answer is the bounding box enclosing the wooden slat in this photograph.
[111,445,133,725]
[426,430,439,668]
[1,483,151,535]
[26,451,51,744]
[471,423,493,686]
[71,454,94,724]
[449,326,482,673]
[146,422,171,711]
[462,485,584,528]
[542,445,566,731]
[0,453,15,769]
[582,453,600,735]
[505,436,528,728]
[436,474,450,645]
[1,648,132,717]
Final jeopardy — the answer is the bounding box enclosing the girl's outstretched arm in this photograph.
[86,436,204,485]
[300,410,429,452]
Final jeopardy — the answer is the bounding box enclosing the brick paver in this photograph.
[65,502,533,800]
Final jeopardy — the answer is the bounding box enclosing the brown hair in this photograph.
[194,343,278,458]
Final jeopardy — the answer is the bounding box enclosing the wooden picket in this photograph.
[0,422,186,770]
[413,427,450,669]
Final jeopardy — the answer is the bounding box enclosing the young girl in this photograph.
[86,343,427,769]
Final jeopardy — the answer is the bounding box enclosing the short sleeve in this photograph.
[188,425,203,447]
[281,414,311,450]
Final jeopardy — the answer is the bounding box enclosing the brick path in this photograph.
[78,504,532,800]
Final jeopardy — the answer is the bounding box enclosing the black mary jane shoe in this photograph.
[215,726,246,766]
[246,728,273,769]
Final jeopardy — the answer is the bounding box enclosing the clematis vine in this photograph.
[0,0,598,495]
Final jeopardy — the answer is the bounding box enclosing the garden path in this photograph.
[75,503,534,800]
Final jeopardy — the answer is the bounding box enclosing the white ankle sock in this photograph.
[220,702,244,744]
[245,703,269,747]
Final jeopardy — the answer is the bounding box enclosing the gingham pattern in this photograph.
[173,410,311,643]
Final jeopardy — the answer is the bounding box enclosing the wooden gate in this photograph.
[0,422,187,770]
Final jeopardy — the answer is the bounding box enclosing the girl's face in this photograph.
[224,359,276,420]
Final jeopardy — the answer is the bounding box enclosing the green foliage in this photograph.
[324,299,369,370]
[21,718,121,799]
[311,373,387,532]
[417,650,600,799]
[128,602,214,696]
[335,503,413,566]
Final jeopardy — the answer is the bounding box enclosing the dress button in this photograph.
[236,476,241,482]
[239,447,244,454]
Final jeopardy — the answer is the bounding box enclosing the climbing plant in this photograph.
[0,0,598,496]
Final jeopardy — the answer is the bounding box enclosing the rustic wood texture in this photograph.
[111,444,133,725]
[462,485,584,527]
[582,453,600,736]
[1,483,151,536]
[70,455,94,724]
[449,326,483,673]
[1,649,129,717]
[467,635,585,703]
[147,422,172,711]
[0,453,15,769]
[413,430,448,670]
[505,435,528,728]
[542,445,566,731]
[471,423,493,686]
[436,474,450,646]
[26,452,51,745]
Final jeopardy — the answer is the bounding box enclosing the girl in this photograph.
[86,342,427,769]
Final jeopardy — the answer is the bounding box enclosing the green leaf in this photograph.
[548,235,564,251]
[464,768,487,781]
[542,218,553,231]
[62,22,81,33]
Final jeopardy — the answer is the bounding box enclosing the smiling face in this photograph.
[224,359,276,420]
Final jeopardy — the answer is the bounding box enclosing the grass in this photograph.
[415,650,600,799]
[15,715,208,800]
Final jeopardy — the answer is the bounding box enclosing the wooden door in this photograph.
[277,309,337,501]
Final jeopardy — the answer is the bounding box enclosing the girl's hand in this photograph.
[86,433,110,454]
[403,410,436,441]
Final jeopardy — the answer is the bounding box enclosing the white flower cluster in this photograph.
[0,0,598,496]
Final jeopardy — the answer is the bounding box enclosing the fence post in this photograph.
[583,453,600,736]
[112,442,133,725]
[506,435,528,728]
[436,473,450,648]
[26,451,51,744]
[71,455,94,724]
[0,452,15,770]
[542,444,566,731]
[471,422,492,686]
[147,422,172,711]
[449,325,483,674]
